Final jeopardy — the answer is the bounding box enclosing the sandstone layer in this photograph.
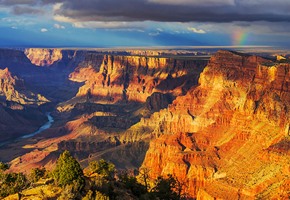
[141,50,290,199]
[68,53,207,104]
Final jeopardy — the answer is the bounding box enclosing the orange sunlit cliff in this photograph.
[141,50,290,199]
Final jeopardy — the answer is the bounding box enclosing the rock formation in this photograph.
[68,53,207,104]
[141,50,290,199]
[24,48,63,67]
[4,52,208,174]
[2,49,289,199]
[0,67,48,105]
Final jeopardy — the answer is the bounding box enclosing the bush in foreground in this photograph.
[53,150,85,191]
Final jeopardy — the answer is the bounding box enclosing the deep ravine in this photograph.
[21,112,54,139]
[0,112,54,147]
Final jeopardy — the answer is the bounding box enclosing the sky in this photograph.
[0,0,290,47]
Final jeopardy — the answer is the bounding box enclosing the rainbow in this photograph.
[232,29,249,46]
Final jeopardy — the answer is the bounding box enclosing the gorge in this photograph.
[0,48,289,199]
[21,112,54,139]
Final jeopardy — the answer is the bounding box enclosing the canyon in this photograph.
[0,48,289,199]
[0,67,48,143]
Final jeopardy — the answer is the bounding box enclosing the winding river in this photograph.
[0,112,54,147]
[21,112,54,139]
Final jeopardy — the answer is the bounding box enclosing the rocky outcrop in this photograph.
[146,92,173,112]
[69,54,208,104]
[140,50,290,199]
[0,68,48,105]
[24,48,63,67]
[58,136,121,153]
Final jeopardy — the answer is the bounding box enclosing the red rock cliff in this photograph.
[141,50,290,199]
[69,54,208,104]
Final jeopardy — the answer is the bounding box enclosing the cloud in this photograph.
[0,0,37,6]
[71,21,144,29]
[149,32,160,36]
[193,21,290,36]
[148,0,235,6]
[47,0,290,24]
[2,0,290,34]
[2,0,290,24]
[40,28,48,32]
[1,16,37,26]
[12,5,45,15]
[187,27,206,34]
[54,23,65,29]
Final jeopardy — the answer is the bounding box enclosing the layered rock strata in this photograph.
[69,54,208,104]
[141,50,290,199]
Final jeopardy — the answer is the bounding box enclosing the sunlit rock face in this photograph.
[69,54,208,104]
[0,68,48,105]
[141,50,290,199]
[25,48,63,66]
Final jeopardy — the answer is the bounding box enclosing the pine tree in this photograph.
[53,150,85,191]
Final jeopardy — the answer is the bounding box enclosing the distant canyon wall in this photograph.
[25,48,63,67]
[69,53,208,104]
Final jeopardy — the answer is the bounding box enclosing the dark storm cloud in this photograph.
[47,0,290,23]
[2,0,290,23]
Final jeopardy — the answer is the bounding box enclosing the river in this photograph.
[0,112,54,147]
[21,112,54,139]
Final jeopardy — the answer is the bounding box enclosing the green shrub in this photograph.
[0,162,9,171]
[29,167,46,183]
[82,190,94,200]
[53,150,85,191]
[57,184,77,200]
[151,174,180,200]
[95,191,109,200]
[0,172,28,198]
[119,173,147,197]
[89,159,115,180]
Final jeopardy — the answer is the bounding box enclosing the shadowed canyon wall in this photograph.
[0,67,48,143]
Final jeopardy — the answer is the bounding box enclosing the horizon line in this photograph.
[0,45,277,50]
